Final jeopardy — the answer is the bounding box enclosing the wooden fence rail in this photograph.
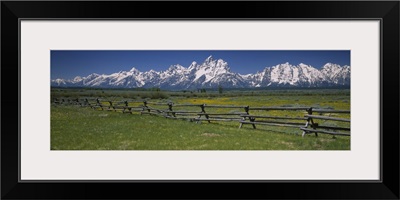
[301,108,350,137]
[249,107,311,111]
[304,115,351,122]
[52,98,350,137]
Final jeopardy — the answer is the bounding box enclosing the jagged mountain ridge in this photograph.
[51,56,350,89]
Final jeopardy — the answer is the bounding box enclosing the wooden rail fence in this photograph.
[53,98,350,137]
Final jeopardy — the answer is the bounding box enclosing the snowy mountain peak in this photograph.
[169,64,185,71]
[52,78,66,85]
[86,73,100,79]
[299,63,307,66]
[322,62,341,68]
[73,76,83,82]
[200,56,230,71]
[129,67,140,73]
[205,55,214,62]
[188,61,198,70]
[275,62,292,67]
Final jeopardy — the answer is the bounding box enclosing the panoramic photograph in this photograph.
[51,50,351,150]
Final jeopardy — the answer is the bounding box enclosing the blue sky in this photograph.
[51,50,350,79]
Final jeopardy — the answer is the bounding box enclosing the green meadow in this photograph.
[51,88,350,150]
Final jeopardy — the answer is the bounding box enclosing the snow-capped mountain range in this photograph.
[51,56,350,89]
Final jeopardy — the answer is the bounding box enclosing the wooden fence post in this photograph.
[123,101,129,113]
[96,98,103,110]
[247,106,256,129]
[302,107,318,137]
[199,104,210,123]
[240,106,256,129]
[168,102,175,117]
[302,107,311,137]
[108,101,113,111]
[85,98,90,107]
[244,106,249,115]
[143,100,150,114]
[239,106,247,128]
[75,98,80,106]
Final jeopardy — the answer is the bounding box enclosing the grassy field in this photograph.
[51,88,350,150]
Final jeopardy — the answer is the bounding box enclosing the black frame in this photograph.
[2,1,399,199]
